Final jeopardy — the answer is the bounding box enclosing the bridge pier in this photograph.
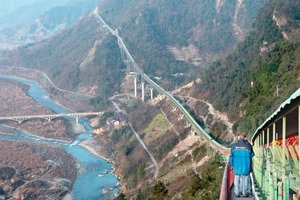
[42,116,52,122]
[134,77,137,97]
[141,81,145,102]
[76,117,79,124]
[150,87,153,100]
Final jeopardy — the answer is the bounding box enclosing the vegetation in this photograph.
[143,113,170,141]
[108,119,150,190]
[98,111,115,126]
[1,17,125,111]
[181,153,224,200]
[149,181,168,200]
[126,101,158,131]
[195,0,300,136]
[152,131,179,160]
[99,0,266,90]
[111,126,130,144]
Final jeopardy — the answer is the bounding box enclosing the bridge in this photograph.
[93,9,300,200]
[0,112,103,124]
[94,10,230,154]
[36,19,52,36]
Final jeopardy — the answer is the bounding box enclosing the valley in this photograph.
[0,78,77,199]
[0,0,299,199]
[0,65,232,199]
[0,73,119,199]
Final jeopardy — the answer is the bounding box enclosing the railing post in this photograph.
[273,169,278,200]
[282,117,288,200]
[263,130,265,146]
[267,128,270,147]
[134,77,137,97]
[278,181,283,200]
[271,123,278,200]
[253,137,259,197]
[262,131,266,193]
[259,133,263,191]
[267,128,272,199]
[141,81,145,102]
[298,106,300,187]
[150,87,153,99]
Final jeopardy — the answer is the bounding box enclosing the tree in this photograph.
[151,181,168,196]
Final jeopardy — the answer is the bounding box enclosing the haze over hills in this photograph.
[0,0,103,49]
[0,0,74,27]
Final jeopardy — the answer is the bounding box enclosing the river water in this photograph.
[0,74,120,199]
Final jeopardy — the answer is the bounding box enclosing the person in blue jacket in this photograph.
[229,133,255,197]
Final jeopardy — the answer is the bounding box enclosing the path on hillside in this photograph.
[159,107,180,138]
[127,122,159,179]
[179,95,234,138]
[110,98,159,180]
[11,66,95,98]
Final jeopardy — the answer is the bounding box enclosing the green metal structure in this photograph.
[251,88,300,200]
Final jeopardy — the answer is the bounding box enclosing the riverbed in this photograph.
[0,73,120,199]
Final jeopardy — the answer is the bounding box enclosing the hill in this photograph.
[191,0,300,136]
[99,0,266,89]
[0,0,103,49]
[0,0,266,108]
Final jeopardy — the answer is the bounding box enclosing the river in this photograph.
[0,74,120,199]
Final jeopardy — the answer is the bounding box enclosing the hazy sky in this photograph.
[0,0,102,28]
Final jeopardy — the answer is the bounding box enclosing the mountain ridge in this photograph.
[1,0,267,93]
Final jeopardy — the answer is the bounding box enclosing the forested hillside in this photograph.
[193,0,300,136]
[1,0,298,166]
[1,0,266,95]
[4,17,125,110]
[99,0,266,89]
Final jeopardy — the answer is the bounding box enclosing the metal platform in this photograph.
[230,185,254,200]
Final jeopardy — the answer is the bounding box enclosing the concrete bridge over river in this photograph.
[0,112,103,124]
